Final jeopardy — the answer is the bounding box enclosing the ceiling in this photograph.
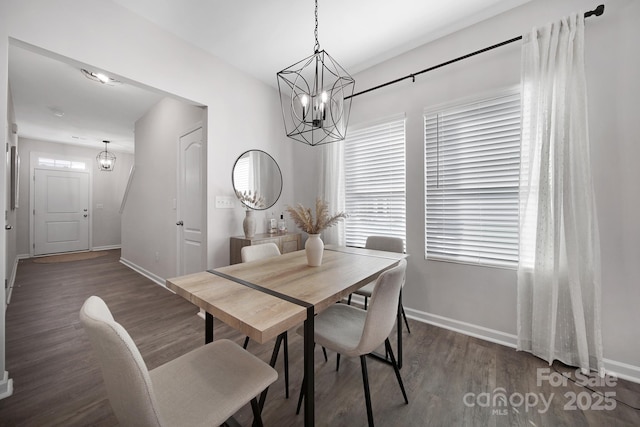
[9,0,531,153]
[9,43,165,153]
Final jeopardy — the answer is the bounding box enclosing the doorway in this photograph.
[176,126,205,275]
[32,168,90,256]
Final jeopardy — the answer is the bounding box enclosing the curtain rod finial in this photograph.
[586,4,604,18]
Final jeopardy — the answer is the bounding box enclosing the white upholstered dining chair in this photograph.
[350,236,411,334]
[240,242,281,262]
[80,295,277,427]
[296,259,409,427]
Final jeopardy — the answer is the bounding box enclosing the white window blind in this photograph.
[424,91,520,268]
[344,116,406,249]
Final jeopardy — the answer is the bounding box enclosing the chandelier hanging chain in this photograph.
[314,0,320,53]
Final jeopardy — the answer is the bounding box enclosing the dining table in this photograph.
[166,245,407,426]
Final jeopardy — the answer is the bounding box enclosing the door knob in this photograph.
[176,221,184,226]
[5,225,12,230]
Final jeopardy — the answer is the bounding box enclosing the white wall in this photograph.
[6,89,18,290]
[0,0,293,272]
[0,0,294,396]
[121,97,204,280]
[0,0,10,398]
[305,0,639,379]
[15,137,134,255]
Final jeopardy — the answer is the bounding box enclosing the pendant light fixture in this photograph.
[96,140,116,171]
[277,0,355,146]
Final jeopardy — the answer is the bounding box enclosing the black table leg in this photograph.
[205,312,214,344]
[303,306,314,426]
[397,290,403,369]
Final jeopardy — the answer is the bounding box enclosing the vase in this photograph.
[243,210,256,238]
[305,234,324,266]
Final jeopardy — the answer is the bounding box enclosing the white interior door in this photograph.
[34,169,89,255]
[177,127,205,275]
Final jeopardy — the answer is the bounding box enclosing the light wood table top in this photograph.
[166,271,307,344]
[214,248,404,314]
[167,247,405,344]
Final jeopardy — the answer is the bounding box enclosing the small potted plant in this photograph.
[286,199,347,266]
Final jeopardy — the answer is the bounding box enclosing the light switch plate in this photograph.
[215,196,235,209]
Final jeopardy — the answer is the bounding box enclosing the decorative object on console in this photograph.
[235,189,266,210]
[268,212,277,234]
[242,209,256,238]
[286,199,347,266]
[276,0,355,146]
[235,190,265,238]
[278,213,287,234]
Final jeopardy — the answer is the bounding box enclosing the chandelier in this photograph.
[96,140,116,171]
[277,0,355,146]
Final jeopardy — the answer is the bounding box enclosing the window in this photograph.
[424,90,520,268]
[38,157,86,170]
[344,115,406,249]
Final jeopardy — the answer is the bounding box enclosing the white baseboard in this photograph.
[603,358,640,384]
[404,306,518,349]
[92,245,121,251]
[0,371,13,400]
[403,306,640,384]
[119,257,166,288]
[5,255,21,305]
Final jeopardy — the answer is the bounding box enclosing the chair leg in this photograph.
[322,346,328,362]
[296,375,306,415]
[360,355,375,427]
[250,397,264,427]
[347,294,352,305]
[283,332,289,398]
[401,305,411,334]
[364,296,368,310]
[258,332,285,410]
[336,353,341,371]
[385,339,408,404]
[243,336,250,349]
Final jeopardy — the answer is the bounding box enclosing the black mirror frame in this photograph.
[231,149,283,210]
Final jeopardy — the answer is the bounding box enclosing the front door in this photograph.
[34,169,90,255]
[177,127,205,275]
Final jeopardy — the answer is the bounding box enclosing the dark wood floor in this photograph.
[1,249,639,426]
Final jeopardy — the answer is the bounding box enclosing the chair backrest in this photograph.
[366,236,406,288]
[80,296,163,427]
[241,242,281,263]
[365,236,404,254]
[356,259,407,355]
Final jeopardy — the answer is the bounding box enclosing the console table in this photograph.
[230,232,301,264]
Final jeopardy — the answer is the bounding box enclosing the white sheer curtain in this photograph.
[517,12,603,375]
[319,141,345,245]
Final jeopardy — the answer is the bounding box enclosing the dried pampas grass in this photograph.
[286,199,347,235]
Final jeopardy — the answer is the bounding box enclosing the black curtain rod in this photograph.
[347,4,605,100]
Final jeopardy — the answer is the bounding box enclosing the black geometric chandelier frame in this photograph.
[96,140,116,171]
[277,0,355,146]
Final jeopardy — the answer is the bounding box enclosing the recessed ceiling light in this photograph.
[81,68,121,86]
[48,106,65,117]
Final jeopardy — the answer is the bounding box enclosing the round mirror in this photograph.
[232,150,283,210]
